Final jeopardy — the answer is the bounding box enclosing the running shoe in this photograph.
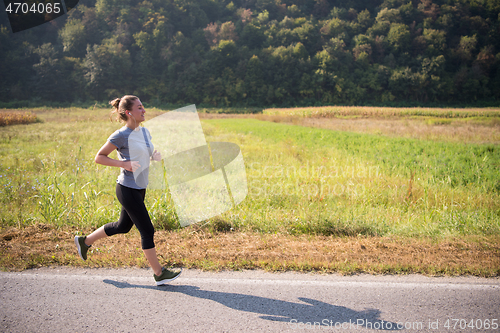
[154,267,182,285]
[74,235,90,261]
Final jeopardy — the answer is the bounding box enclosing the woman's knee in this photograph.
[117,223,134,234]
[104,221,133,236]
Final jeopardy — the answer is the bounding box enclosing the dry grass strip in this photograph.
[198,112,500,144]
[263,106,500,118]
[1,224,499,276]
[0,111,39,126]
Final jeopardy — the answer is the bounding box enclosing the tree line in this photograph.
[1,0,499,107]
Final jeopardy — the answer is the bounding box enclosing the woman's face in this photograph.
[128,99,146,123]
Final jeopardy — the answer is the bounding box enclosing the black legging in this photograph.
[104,184,155,249]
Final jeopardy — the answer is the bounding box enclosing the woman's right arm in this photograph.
[94,141,140,172]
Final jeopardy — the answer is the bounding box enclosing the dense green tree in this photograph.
[59,19,87,57]
[0,28,38,101]
[32,43,64,100]
[239,23,267,49]
[83,40,132,100]
[387,23,411,53]
[1,0,499,106]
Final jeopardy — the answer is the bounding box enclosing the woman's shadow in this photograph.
[103,279,400,330]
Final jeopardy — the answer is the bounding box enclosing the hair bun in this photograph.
[109,98,121,109]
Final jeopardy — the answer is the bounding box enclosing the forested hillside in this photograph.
[1,0,499,107]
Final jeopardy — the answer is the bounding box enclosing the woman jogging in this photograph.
[74,95,181,285]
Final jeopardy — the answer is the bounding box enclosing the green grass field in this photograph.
[0,106,499,240]
[210,118,499,236]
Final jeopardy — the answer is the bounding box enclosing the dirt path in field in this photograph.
[1,224,499,276]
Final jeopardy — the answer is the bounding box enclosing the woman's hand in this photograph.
[122,160,141,172]
[151,150,162,162]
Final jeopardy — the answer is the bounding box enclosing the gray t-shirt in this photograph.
[107,126,154,189]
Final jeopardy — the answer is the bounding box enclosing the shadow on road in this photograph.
[103,279,400,330]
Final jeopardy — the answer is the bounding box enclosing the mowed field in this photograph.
[0,106,499,275]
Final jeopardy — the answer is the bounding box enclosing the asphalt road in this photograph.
[0,268,499,332]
